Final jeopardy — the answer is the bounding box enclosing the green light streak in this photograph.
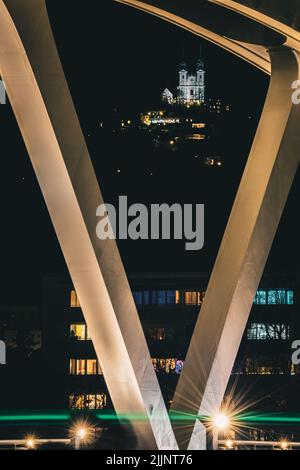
[1,411,300,425]
[238,413,300,424]
[0,413,71,422]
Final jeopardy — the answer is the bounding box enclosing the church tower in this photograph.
[196,54,205,102]
[178,60,188,101]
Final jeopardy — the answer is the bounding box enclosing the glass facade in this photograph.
[132,289,205,306]
[254,289,294,305]
[72,287,294,308]
[67,283,297,413]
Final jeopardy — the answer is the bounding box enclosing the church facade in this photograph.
[177,57,205,104]
[162,56,205,106]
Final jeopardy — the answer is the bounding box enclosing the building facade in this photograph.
[42,272,300,420]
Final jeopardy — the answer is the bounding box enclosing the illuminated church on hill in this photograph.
[162,53,205,106]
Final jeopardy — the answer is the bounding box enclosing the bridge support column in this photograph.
[171,46,300,449]
[0,0,177,450]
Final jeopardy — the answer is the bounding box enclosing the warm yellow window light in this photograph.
[70,290,80,308]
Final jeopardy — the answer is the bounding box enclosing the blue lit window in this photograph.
[254,289,294,305]
[267,290,277,305]
[166,291,176,305]
[287,290,294,305]
[133,291,150,306]
[152,291,166,305]
[175,360,184,375]
[254,290,267,305]
[133,292,143,306]
[151,291,176,306]
[157,291,166,305]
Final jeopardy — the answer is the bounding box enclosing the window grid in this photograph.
[69,393,107,410]
[69,359,102,376]
[254,289,294,305]
[247,323,290,341]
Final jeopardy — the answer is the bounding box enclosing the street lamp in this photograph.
[204,411,232,449]
[71,421,95,450]
[75,426,88,450]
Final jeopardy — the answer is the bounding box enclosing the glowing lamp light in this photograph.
[25,436,36,450]
[77,427,87,440]
[71,420,95,449]
[280,440,289,450]
[225,439,234,450]
[213,413,230,431]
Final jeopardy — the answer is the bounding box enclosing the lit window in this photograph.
[244,356,287,375]
[254,290,267,305]
[133,291,143,306]
[132,291,150,306]
[156,291,166,305]
[69,359,102,376]
[247,323,289,340]
[175,360,184,374]
[86,360,98,375]
[76,359,85,375]
[184,291,202,305]
[70,290,80,308]
[267,289,292,305]
[151,291,176,306]
[166,291,176,305]
[70,324,90,341]
[192,123,205,129]
[267,290,277,304]
[152,358,183,374]
[147,328,166,341]
[254,289,294,305]
[69,393,107,410]
[70,359,76,375]
[287,290,294,304]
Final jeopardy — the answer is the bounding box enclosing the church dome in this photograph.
[179,60,187,71]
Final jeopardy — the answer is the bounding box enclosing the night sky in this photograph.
[0,0,298,305]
